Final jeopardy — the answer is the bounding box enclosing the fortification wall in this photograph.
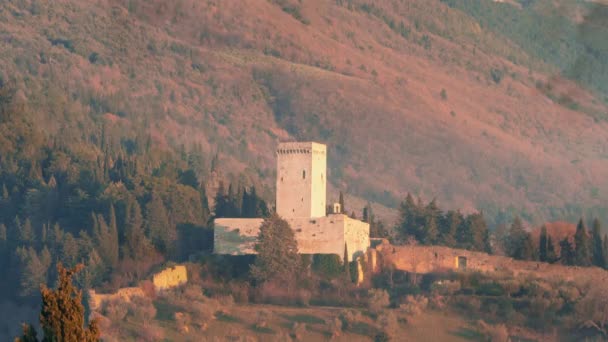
[291,216,344,256]
[88,287,145,311]
[153,265,188,292]
[214,218,264,255]
[376,242,608,282]
[343,216,370,260]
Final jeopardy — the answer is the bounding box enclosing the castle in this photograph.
[214,142,370,260]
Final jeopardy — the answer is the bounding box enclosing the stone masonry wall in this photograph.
[152,265,188,292]
[376,241,608,283]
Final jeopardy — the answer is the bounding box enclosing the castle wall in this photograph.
[291,216,345,256]
[152,265,188,292]
[376,242,608,283]
[214,218,264,255]
[343,216,370,260]
[276,142,326,219]
[88,287,145,312]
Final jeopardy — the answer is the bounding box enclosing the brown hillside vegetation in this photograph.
[1,0,608,224]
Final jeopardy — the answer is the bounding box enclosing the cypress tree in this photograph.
[343,243,351,281]
[16,263,101,342]
[539,225,548,262]
[339,191,345,214]
[591,218,605,268]
[546,236,557,263]
[574,218,591,266]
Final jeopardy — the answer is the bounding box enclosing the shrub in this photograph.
[398,295,428,316]
[102,299,129,321]
[368,289,390,314]
[326,316,342,337]
[175,312,191,333]
[255,309,272,329]
[312,254,343,278]
[490,68,504,84]
[476,320,509,342]
[291,322,307,340]
[377,311,399,339]
[339,309,362,330]
[128,296,157,321]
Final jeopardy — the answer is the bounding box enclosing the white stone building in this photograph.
[214,142,370,260]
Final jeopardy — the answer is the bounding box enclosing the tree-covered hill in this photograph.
[1,0,608,226]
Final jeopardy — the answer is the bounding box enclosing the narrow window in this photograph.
[302,170,306,179]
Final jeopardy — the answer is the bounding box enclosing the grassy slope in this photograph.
[1,0,608,224]
[107,302,478,341]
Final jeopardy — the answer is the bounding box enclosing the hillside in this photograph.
[1,0,608,225]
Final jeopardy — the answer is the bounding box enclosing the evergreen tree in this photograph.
[546,236,557,263]
[213,181,228,218]
[343,243,351,281]
[15,246,48,297]
[441,210,461,247]
[559,238,575,265]
[591,218,605,268]
[396,193,420,243]
[339,191,345,214]
[574,218,591,266]
[539,225,548,262]
[604,235,608,269]
[93,212,118,269]
[505,217,534,260]
[199,185,211,224]
[19,217,36,246]
[15,263,100,342]
[423,215,439,245]
[124,199,152,261]
[145,192,174,254]
[250,214,301,287]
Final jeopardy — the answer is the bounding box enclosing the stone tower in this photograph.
[276,142,327,219]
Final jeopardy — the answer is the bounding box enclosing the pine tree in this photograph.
[559,238,575,265]
[396,193,418,243]
[250,214,301,288]
[423,216,439,245]
[506,217,533,259]
[574,218,591,266]
[124,199,152,261]
[145,192,174,254]
[441,210,461,247]
[539,225,548,262]
[93,211,118,269]
[546,236,557,263]
[214,181,228,218]
[591,218,605,268]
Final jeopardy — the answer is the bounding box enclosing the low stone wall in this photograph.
[88,287,145,312]
[152,265,188,292]
[376,241,608,283]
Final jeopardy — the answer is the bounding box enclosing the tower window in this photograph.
[302,170,306,179]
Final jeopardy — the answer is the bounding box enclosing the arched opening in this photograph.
[302,170,306,179]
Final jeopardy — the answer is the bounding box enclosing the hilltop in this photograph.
[1,0,608,224]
